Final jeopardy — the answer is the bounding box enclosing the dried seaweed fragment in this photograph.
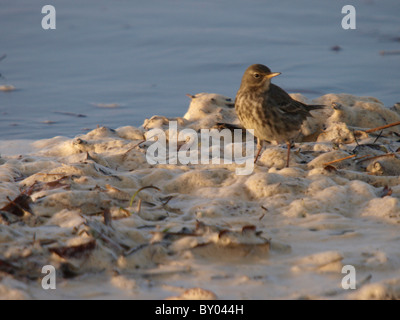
[49,239,96,259]
[192,223,270,260]
[379,186,393,198]
[0,194,32,217]
[0,258,18,275]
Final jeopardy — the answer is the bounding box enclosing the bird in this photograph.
[235,64,324,167]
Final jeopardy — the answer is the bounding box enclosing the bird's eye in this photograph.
[253,73,260,78]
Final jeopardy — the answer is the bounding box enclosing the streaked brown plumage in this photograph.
[235,64,324,167]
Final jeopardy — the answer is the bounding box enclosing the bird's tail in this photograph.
[307,104,325,111]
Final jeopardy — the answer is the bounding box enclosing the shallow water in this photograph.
[0,0,399,140]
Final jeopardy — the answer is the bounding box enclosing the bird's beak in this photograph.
[186,94,196,99]
[267,72,281,79]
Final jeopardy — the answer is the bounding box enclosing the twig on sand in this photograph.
[355,153,396,164]
[137,199,142,214]
[322,154,357,166]
[129,186,160,209]
[353,154,373,162]
[325,152,396,167]
[103,208,112,227]
[123,243,149,257]
[373,130,383,144]
[123,140,146,160]
[352,129,360,147]
[364,121,400,134]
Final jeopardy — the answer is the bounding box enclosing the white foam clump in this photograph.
[183,92,238,131]
[1,93,400,300]
[350,278,400,300]
[0,278,30,300]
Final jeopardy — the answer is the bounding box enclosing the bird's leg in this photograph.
[254,139,263,163]
[286,141,291,167]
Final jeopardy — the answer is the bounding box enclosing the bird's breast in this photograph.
[235,90,301,143]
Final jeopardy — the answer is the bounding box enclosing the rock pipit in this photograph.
[235,64,324,167]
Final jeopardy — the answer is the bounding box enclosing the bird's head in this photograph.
[239,64,281,92]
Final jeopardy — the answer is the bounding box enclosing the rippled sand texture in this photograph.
[1,93,400,300]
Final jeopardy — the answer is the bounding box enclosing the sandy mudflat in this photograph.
[1,93,400,300]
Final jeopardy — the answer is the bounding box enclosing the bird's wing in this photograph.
[268,84,324,116]
[267,84,311,116]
